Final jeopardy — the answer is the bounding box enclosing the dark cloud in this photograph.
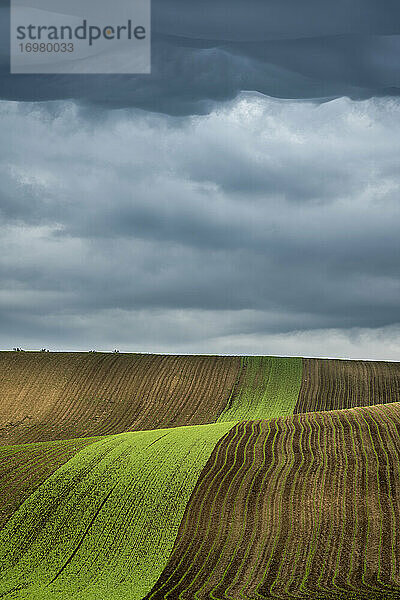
[1,1,400,114]
[0,94,399,356]
[1,1,400,357]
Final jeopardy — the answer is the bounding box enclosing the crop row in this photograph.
[218,356,302,422]
[0,436,101,529]
[296,358,400,413]
[147,402,400,599]
[0,422,233,600]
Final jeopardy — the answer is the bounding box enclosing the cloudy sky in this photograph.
[1,0,400,359]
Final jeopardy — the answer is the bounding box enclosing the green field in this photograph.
[218,356,302,422]
[0,423,232,599]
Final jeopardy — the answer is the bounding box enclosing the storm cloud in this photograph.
[1,0,400,357]
[1,0,400,114]
[0,94,399,357]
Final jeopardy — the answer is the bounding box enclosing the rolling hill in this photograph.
[1,351,400,599]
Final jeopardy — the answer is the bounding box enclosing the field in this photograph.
[0,423,233,599]
[296,358,400,413]
[0,352,240,444]
[1,351,400,599]
[149,404,400,599]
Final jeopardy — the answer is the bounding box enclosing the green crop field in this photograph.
[0,423,233,599]
[1,351,400,599]
[218,356,302,422]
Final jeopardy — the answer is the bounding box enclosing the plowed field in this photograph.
[296,358,400,413]
[0,352,240,444]
[147,402,400,600]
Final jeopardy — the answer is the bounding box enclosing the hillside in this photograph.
[1,352,400,444]
[1,351,400,599]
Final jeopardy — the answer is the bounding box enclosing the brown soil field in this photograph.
[295,358,400,413]
[146,402,400,600]
[0,352,241,444]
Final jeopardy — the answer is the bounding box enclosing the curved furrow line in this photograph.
[215,420,275,599]
[112,355,171,432]
[353,408,383,596]
[218,357,302,423]
[170,358,218,426]
[91,354,163,434]
[84,354,152,436]
[145,402,400,600]
[47,353,112,436]
[0,354,241,444]
[132,356,183,430]
[280,414,310,597]
[249,418,294,597]
[359,410,386,589]
[3,353,400,600]
[232,420,281,599]
[257,416,301,596]
[279,412,321,597]
[31,353,113,443]
[96,354,170,434]
[171,358,217,426]
[0,436,101,529]
[297,412,330,595]
[379,405,400,585]
[58,442,181,589]
[191,421,263,599]
[173,423,252,599]
[315,410,353,597]
[312,411,344,595]
[245,418,292,598]
[199,422,265,598]
[364,405,400,594]
[341,408,363,593]
[361,407,397,587]
[295,359,400,414]
[166,425,238,554]
[135,356,199,430]
[274,412,317,598]
[270,414,311,596]
[374,403,400,576]
[145,423,244,600]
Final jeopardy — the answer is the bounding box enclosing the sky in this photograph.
[1,0,400,359]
